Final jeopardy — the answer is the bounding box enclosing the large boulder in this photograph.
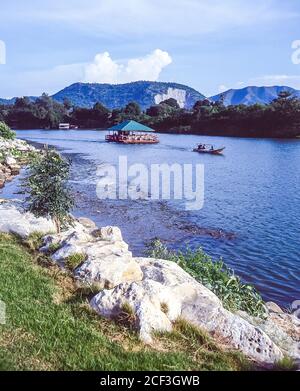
[238,309,300,360]
[0,203,56,237]
[42,223,143,289]
[91,257,284,364]
[75,252,143,290]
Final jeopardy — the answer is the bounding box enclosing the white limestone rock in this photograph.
[91,226,123,242]
[0,203,55,237]
[238,310,300,360]
[75,253,143,290]
[41,221,143,289]
[5,156,17,166]
[0,137,36,154]
[154,88,187,108]
[77,217,97,229]
[265,301,284,314]
[91,257,284,364]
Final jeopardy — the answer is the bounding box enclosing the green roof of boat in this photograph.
[107,120,155,132]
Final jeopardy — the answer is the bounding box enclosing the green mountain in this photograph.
[52,81,205,109]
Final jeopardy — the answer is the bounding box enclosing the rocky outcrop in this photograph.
[0,199,299,365]
[0,137,36,153]
[238,305,300,361]
[0,202,56,237]
[41,224,143,289]
[0,136,36,188]
[91,258,286,364]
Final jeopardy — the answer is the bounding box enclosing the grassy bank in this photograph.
[0,233,251,371]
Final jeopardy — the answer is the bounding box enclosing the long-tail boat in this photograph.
[193,144,225,155]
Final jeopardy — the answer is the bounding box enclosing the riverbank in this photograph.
[0,230,252,371]
[10,130,300,307]
[1,136,299,369]
[0,198,299,368]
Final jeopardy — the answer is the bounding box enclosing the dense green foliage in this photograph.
[1,90,299,137]
[151,91,300,137]
[147,240,266,317]
[0,233,251,371]
[0,121,15,140]
[23,148,74,232]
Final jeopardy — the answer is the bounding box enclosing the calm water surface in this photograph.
[2,129,299,307]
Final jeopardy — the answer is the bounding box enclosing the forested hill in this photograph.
[1,89,300,138]
[52,81,205,109]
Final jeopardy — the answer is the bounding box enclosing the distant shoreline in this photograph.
[13,127,300,140]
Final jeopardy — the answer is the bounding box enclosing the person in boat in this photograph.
[211,145,214,151]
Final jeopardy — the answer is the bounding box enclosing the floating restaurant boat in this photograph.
[105,120,159,144]
[193,144,225,155]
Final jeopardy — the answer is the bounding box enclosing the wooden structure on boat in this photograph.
[106,120,159,144]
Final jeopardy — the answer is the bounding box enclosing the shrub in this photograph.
[23,147,74,233]
[0,121,16,140]
[147,240,266,317]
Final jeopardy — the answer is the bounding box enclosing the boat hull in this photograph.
[106,136,159,144]
[193,147,225,155]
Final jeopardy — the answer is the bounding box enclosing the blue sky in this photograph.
[0,0,300,98]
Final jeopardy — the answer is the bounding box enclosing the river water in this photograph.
[1,129,299,307]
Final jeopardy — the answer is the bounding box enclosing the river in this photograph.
[1,129,299,308]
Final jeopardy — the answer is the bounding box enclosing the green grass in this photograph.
[23,232,45,251]
[147,240,266,317]
[65,253,87,271]
[0,233,252,371]
[47,242,61,254]
[273,357,298,371]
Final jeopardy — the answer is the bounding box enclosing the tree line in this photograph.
[1,91,299,138]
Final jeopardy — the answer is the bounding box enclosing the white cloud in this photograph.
[218,85,228,93]
[0,49,172,96]
[84,49,172,84]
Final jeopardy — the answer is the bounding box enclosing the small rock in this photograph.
[266,302,284,314]
[91,226,123,242]
[9,164,20,176]
[0,172,6,188]
[77,217,97,229]
[5,156,17,166]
